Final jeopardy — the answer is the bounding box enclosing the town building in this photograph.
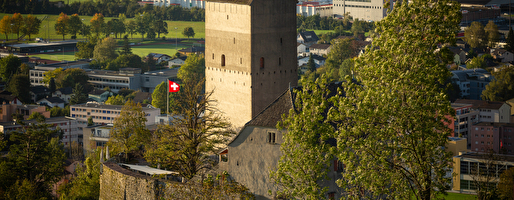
[450,103,479,147]
[152,0,205,8]
[296,2,333,17]
[297,43,307,56]
[446,137,468,157]
[29,60,91,86]
[451,69,493,100]
[88,89,114,103]
[308,43,331,56]
[0,104,50,122]
[452,152,514,192]
[470,123,514,154]
[53,87,73,103]
[454,99,511,123]
[297,31,319,48]
[0,116,81,146]
[30,85,51,103]
[332,0,387,21]
[69,102,161,127]
[83,124,112,153]
[219,85,343,199]
[177,46,205,56]
[87,68,179,93]
[5,40,78,54]
[36,97,66,108]
[205,0,298,128]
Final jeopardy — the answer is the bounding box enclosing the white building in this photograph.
[297,2,333,17]
[152,0,205,8]
[70,102,161,128]
[332,0,387,21]
[0,117,82,146]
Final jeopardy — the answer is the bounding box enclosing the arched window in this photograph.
[260,57,264,68]
[221,55,226,66]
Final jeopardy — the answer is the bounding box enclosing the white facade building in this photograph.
[152,0,205,8]
[333,0,387,21]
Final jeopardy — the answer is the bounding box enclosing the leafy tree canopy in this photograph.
[481,66,514,101]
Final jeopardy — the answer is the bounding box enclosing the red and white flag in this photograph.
[168,80,180,92]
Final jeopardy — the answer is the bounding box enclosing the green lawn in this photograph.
[30,51,76,62]
[0,13,205,41]
[443,192,476,200]
[129,43,189,58]
[306,29,335,36]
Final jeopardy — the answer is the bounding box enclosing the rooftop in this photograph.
[8,40,78,48]
[454,99,509,110]
[71,103,159,111]
[205,0,253,5]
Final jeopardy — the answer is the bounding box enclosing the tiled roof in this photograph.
[309,43,331,50]
[57,87,73,95]
[30,86,50,94]
[246,88,296,128]
[133,92,152,104]
[39,97,66,104]
[88,89,108,95]
[298,31,319,43]
[454,99,508,110]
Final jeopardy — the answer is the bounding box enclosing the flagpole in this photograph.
[167,79,169,117]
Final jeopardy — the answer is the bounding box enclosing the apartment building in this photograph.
[29,60,91,86]
[455,99,511,123]
[152,0,205,8]
[450,103,479,147]
[451,69,493,100]
[453,152,514,192]
[297,2,333,17]
[470,123,514,154]
[333,0,386,21]
[0,116,81,146]
[83,125,112,153]
[87,68,179,93]
[70,102,161,128]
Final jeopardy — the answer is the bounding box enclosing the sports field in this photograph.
[0,13,205,42]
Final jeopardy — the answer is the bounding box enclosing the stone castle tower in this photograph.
[205,0,298,128]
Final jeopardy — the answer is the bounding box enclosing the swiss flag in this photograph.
[168,80,180,92]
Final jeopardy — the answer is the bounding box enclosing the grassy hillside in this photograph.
[0,13,205,42]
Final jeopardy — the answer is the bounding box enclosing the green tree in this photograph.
[350,18,365,37]
[0,15,12,41]
[306,53,316,73]
[55,12,69,40]
[154,20,168,38]
[58,148,101,199]
[498,167,514,200]
[21,15,41,41]
[106,54,143,71]
[70,83,88,105]
[182,27,195,38]
[145,76,234,180]
[271,75,336,199]
[177,54,205,82]
[481,67,514,101]
[42,68,63,85]
[322,38,358,82]
[108,100,150,160]
[79,24,91,39]
[125,20,137,39]
[105,94,125,105]
[120,35,132,55]
[68,13,83,39]
[151,81,180,114]
[484,21,499,48]
[7,74,30,104]
[334,0,460,198]
[11,13,23,41]
[48,77,56,93]
[466,56,487,69]
[27,112,46,122]
[75,37,97,59]
[49,106,66,117]
[506,28,514,52]
[465,21,486,49]
[339,58,354,80]
[93,37,118,62]
[87,116,94,126]
[274,0,461,199]
[55,68,90,90]
[0,54,21,83]
[135,12,153,40]
[0,123,65,199]
[90,13,104,36]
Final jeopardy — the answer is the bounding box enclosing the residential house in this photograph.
[0,104,50,122]
[0,116,81,146]
[30,85,51,103]
[506,97,514,116]
[297,43,307,56]
[298,54,326,73]
[308,43,331,56]
[70,102,161,128]
[451,69,493,100]
[453,152,514,193]
[449,47,468,65]
[53,87,73,103]
[490,49,514,63]
[219,84,343,200]
[83,124,112,153]
[88,89,114,103]
[168,56,187,67]
[36,97,66,108]
[178,46,205,56]
[454,99,511,123]
[147,53,172,64]
[470,123,514,154]
[297,31,319,47]
[132,91,152,104]
[0,91,21,105]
